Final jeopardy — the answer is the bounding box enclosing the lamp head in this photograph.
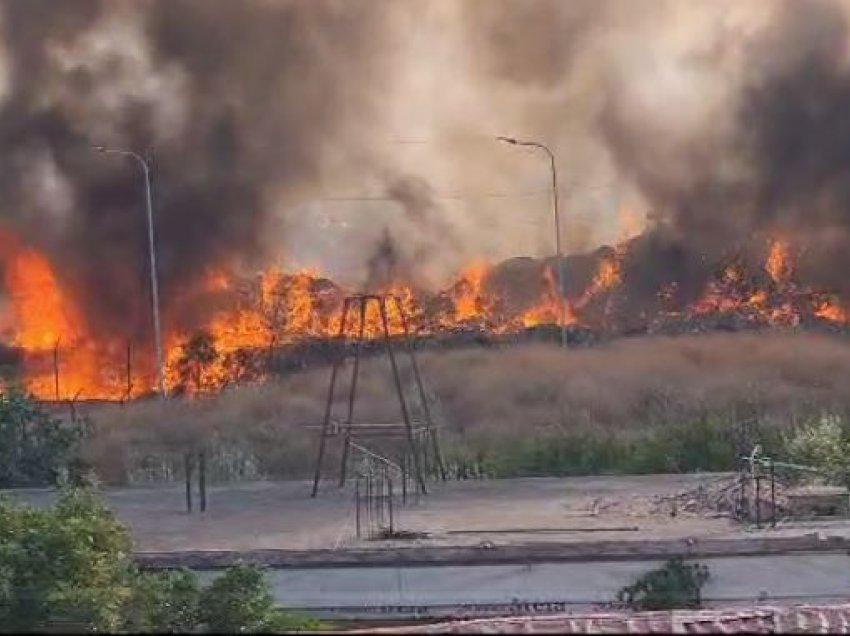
[91,144,106,153]
[496,136,518,145]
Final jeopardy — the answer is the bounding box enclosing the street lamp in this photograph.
[497,136,568,348]
[92,145,166,399]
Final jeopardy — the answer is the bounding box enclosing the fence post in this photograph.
[199,450,207,513]
[184,453,193,513]
[355,478,361,539]
[388,475,394,536]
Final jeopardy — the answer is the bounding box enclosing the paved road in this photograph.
[197,552,850,619]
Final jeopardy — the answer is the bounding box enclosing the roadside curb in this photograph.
[135,532,850,570]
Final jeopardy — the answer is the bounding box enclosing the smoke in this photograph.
[0,0,400,338]
[5,0,850,343]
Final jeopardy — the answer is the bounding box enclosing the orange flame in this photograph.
[766,239,793,284]
[4,227,850,400]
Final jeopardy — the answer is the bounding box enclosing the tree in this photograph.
[199,564,276,633]
[0,487,322,633]
[172,331,219,395]
[785,413,850,487]
[0,389,89,487]
[616,557,710,611]
[125,568,201,633]
[0,488,134,632]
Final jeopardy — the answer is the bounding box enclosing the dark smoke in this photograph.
[0,0,396,338]
[601,1,850,300]
[464,0,850,307]
[6,0,850,349]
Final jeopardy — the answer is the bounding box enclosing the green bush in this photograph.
[784,413,850,486]
[199,564,277,633]
[0,488,134,632]
[616,557,710,611]
[125,568,201,633]
[0,389,90,487]
[0,488,322,633]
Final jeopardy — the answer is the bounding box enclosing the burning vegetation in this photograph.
[5,1,850,403]
[2,226,850,400]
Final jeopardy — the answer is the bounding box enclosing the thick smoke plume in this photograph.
[4,0,850,343]
[0,0,399,338]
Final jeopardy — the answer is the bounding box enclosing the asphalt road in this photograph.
[197,552,850,619]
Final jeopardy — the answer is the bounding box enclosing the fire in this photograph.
[0,231,150,400]
[4,228,850,401]
[815,297,849,323]
[3,240,83,352]
[766,239,793,284]
[451,263,491,323]
[521,265,578,328]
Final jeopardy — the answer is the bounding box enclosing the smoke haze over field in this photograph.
[4,0,850,337]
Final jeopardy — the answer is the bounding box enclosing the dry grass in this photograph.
[80,331,850,484]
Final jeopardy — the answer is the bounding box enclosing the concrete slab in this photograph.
[7,473,850,557]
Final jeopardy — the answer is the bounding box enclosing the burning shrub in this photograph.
[0,389,90,488]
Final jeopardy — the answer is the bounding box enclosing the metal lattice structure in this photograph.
[310,294,445,498]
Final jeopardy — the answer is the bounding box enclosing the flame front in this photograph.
[3,229,850,400]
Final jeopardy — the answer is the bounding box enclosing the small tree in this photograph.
[785,413,850,487]
[0,389,88,487]
[199,564,276,633]
[125,568,201,633]
[0,488,323,633]
[173,331,219,395]
[0,488,135,632]
[616,557,710,611]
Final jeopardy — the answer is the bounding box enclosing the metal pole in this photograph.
[92,147,166,398]
[378,298,427,495]
[770,457,776,528]
[140,158,166,399]
[339,299,367,487]
[496,137,567,348]
[393,296,446,481]
[355,478,361,538]
[184,452,193,513]
[311,298,352,497]
[53,339,60,401]
[126,342,132,401]
[199,450,207,513]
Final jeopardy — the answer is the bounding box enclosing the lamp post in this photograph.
[497,136,568,348]
[92,145,166,399]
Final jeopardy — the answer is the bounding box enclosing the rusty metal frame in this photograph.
[310,294,440,497]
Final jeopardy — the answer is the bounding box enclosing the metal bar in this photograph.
[770,457,776,528]
[140,159,166,399]
[126,342,132,401]
[199,450,207,513]
[755,473,761,529]
[392,295,446,481]
[355,478,361,539]
[388,472,394,535]
[348,441,402,473]
[445,527,641,535]
[339,298,367,487]
[366,474,373,538]
[311,297,352,497]
[401,453,407,505]
[375,473,384,530]
[184,453,193,513]
[53,340,60,401]
[378,298,427,495]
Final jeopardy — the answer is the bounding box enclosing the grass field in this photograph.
[79,331,850,485]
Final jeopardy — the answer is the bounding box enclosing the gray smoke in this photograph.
[5,0,850,345]
[0,0,399,339]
